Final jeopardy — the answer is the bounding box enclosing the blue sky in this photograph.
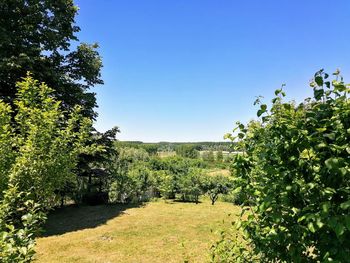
[75,0,350,142]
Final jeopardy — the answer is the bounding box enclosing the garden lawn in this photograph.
[35,200,239,263]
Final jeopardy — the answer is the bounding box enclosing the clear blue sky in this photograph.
[75,0,350,142]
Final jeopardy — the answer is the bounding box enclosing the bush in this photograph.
[217,70,350,262]
[0,186,46,262]
[0,75,92,261]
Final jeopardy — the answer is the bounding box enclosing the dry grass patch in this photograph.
[35,200,239,263]
[206,168,231,177]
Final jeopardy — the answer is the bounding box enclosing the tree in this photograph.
[109,147,150,203]
[178,168,205,203]
[203,175,231,205]
[175,144,199,159]
[0,74,92,261]
[0,0,103,119]
[76,127,120,205]
[213,70,350,262]
[216,151,224,163]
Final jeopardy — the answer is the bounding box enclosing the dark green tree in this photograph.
[0,0,103,119]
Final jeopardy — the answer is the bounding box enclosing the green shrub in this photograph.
[215,70,350,262]
[0,186,46,262]
[0,74,92,261]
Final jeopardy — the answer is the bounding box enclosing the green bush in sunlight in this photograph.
[212,70,350,262]
[0,74,93,262]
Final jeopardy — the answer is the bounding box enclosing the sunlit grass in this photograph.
[35,200,239,263]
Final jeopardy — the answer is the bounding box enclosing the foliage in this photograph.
[0,74,93,205]
[202,150,215,163]
[178,168,205,203]
[175,144,200,159]
[216,151,224,163]
[0,0,103,119]
[109,147,150,203]
[75,127,119,204]
[203,175,232,205]
[0,75,92,261]
[0,185,46,262]
[219,70,350,262]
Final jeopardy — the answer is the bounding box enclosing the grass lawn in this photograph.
[35,200,239,263]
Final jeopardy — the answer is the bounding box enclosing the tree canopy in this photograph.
[0,0,103,119]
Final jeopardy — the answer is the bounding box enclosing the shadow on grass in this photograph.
[172,199,202,204]
[41,203,145,237]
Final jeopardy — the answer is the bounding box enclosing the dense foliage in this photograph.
[212,70,350,262]
[108,148,233,204]
[0,0,103,119]
[0,75,92,261]
[116,141,233,154]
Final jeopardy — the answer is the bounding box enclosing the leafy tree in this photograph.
[109,147,150,203]
[175,144,199,159]
[0,0,103,119]
[216,151,224,163]
[202,150,215,163]
[178,168,205,203]
[0,74,92,261]
[0,74,93,204]
[214,70,350,262]
[128,163,153,202]
[203,175,232,205]
[75,127,119,205]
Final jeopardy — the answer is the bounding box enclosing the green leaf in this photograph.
[334,223,345,238]
[325,157,342,170]
[322,202,330,213]
[340,200,350,210]
[275,89,281,96]
[323,133,335,140]
[344,216,350,230]
[308,222,316,233]
[257,109,264,117]
[314,88,324,100]
[315,76,323,86]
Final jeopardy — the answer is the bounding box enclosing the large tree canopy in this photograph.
[0,0,103,118]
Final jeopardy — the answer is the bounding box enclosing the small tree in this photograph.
[216,151,224,163]
[0,74,92,261]
[178,168,204,203]
[204,175,232,205]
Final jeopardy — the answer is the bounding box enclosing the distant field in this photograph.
[206,168,231,177]
[157,151,176,158]
[35,200,239,263]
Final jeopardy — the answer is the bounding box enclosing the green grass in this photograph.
[35,200,239,263]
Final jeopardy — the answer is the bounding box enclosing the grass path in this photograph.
[35,200,239,263]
